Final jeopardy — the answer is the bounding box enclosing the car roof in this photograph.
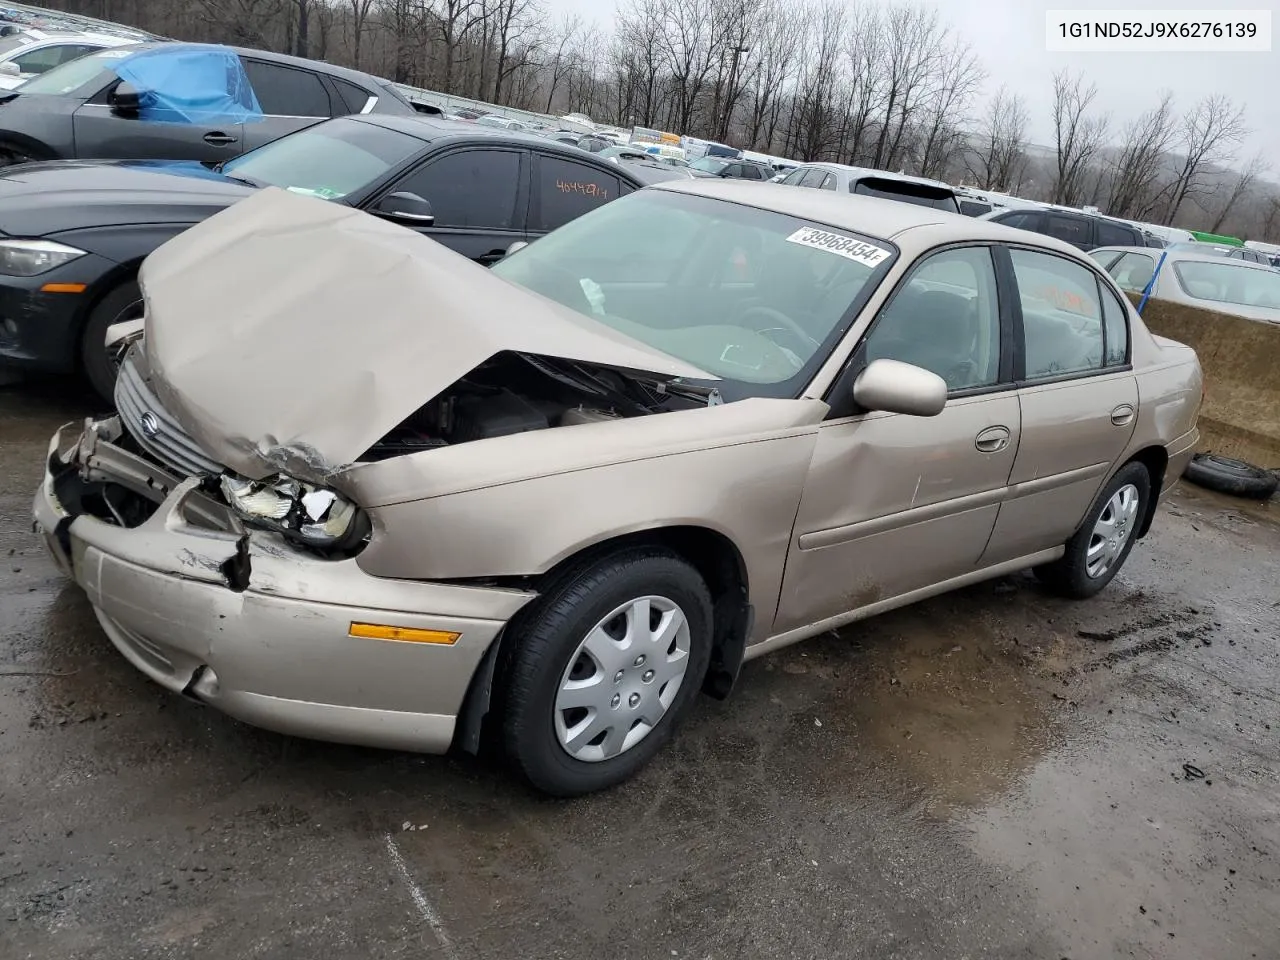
[349,114,649,184]
[798,162,955,192]
[11,29,135,46]
[650,179,1084,256]
[103,40,402,90]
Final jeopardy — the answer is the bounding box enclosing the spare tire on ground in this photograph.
[1182,454,1279,499]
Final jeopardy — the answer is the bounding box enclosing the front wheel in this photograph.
[500,548,713,796]
[1034,461,1152,599]
[81,280,142,404]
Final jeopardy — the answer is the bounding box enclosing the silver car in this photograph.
[1090,245,1280,323]
[777,163,960,213]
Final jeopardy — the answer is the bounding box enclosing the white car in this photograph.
[0,29,136,89]
[1090,245,1280,323]
[475,114,528,132]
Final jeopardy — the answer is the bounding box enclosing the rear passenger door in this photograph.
[238,58,336,152]
[373,146,527,263]
[529,151,623,237]
[979,246,1138,566]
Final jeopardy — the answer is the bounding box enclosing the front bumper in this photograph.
[33,418,536,754]
[0,253,117,374]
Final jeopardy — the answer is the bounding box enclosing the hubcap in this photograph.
[1086,483,1140,579]
[553,595,692,763]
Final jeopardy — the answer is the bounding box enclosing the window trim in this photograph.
[823,242,1015,415]
[1042,211,1093,248]
[1001,242,1135,386]
[240,57,335,119]
[373,144,529,234]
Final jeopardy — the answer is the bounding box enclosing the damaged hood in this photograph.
[139,187,714,482]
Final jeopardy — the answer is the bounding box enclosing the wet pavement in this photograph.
[3,378,1278,960]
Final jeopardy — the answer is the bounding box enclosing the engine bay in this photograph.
[359,351,712,463]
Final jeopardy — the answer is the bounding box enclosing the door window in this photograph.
[781,167,807,186]
[333,78,374,114]
[241,59,332,117]
[534,155,620,232]
[394,149,521,229]
[819,172,837,190]
[863,246,1002,392]
[1100,285,1130,366]
[1106,251,1156,292]
[994,211,1041,230]
[11,42,97,75]
[799,168,828,188]
[1095,220,1138,247]
[1009,248,1104,379]
[1044,213,1091,247]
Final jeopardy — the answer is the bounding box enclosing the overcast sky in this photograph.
[544,0,1279,171]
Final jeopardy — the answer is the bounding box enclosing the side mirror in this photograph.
[505,240,529,257]
[852,358,947,417]
[0,62,19,78]
[373,191,435,225]
[110,81,143,117]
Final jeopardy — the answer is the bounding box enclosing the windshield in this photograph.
[1172,260,1280,312]
[491,190,897,399]
[15,46,130,95]
[221,118,424,200]
[853,178,959,213]
[690,157,728,174]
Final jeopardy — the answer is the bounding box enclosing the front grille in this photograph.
[115,354,224,477]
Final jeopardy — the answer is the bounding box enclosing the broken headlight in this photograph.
[219,474,370,553]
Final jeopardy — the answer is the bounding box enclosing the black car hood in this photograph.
[0,160,256,237]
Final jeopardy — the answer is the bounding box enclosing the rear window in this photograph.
[852,177,959,213]
[1095,220,1139,247]
[959,199,992,217]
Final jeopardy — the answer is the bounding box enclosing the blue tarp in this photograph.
[114,45,263,125]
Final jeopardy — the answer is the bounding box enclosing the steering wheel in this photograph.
[737,305,820,352]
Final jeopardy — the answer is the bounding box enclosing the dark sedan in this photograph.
[0,115,660,400]
[0,41,422,168]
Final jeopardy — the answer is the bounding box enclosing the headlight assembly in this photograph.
[0,239,87,277]
[220,474,370,554]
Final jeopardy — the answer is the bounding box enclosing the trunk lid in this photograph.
[139,186,714,482]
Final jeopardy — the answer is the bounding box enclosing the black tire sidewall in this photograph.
[501,550,713,797]
[1042,462,1152,598]
[81,281,141,405]
[1184,454,1278,499]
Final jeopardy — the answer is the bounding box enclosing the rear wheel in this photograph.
[81,281,142,405]
[500,548,712,796]
[1035,461,1152,599]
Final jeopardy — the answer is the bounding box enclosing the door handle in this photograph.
[477,249,507,265]
[203,131,238,146]
[1111,404,1136,426]
[974,425,1011,453]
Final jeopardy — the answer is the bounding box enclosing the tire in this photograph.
[1182,454,1278,500]
[500,547,713,797]
[1034,461,1152,600]
[80,280,142,405]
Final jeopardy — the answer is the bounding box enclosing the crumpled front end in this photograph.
[33,409,535,754]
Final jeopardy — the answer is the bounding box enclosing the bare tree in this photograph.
[1050,69,1110,206]
[541,12,581,112]
[915,34,983,179]
[965,86,1029,190]
[839,5,887,165]
[787,0,845,161]
[1209,152,1269,233]
[1162,94,1249,224]
[195,0,284,49]
[743,1,804,150]
[1261,194,1280,243]
[1105,91,1177,219]
[345,0,377,68]
[869,4,949,170]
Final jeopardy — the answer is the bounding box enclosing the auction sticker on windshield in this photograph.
[786,227,890,267]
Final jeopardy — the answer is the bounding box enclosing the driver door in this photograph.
[73,86,245,163]
[773,245,1021,634]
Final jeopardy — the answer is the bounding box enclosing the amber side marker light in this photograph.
[349,622,460,645]
[40,282,87,294]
